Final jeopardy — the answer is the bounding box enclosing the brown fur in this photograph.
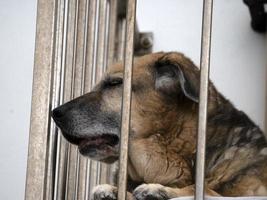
[53,52,267,199]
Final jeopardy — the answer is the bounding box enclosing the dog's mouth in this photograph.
[78,134,119,152]
[75,133,120,163]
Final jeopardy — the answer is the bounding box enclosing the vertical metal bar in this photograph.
[195,0,213,200]
[107,0,118,67]
[117,18,126,61]
[70,0,90,199]
[105,0,119,185]
[56,0,79,198]
[89,0,102,195]
[81,1,94,200]
[64,0,80,199]
[47,0,67,199]
[91,0,100,86]
[106,4,127,188]
[96,0,108,82]
[95,0,109,185]
[84,0,99,198]
[76,1,91,200]
[24,0,57,199]
[53,0,71,198]
[84,0,97,93]
[117,0,136,200]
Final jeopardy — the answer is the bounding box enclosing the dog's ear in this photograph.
[155,63,199,102]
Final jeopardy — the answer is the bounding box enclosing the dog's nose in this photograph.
[51,106,68,123]
[52,107,64,120]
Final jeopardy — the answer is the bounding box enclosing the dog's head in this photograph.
[52,52,213,163]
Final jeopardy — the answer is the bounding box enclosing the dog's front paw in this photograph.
[133,184,170,200]
[91,184,117,200]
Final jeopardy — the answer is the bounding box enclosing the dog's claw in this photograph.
[91,184,117,200]
[133,184,169,200]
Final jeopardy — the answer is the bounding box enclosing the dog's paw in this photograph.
[133,184,170,200]
[91,184,117,200]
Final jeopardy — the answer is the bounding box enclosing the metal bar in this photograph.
[117,18,126,61]
[88,0,101,195]
[24,0,57,199]
[76,0,91,199]
[105,0,119,185]
[117,0,137,200]
[65,0,80,199]
[54,0,77,198]
[53,0,69,197]
[95,0,109,185]
[83,0,99,198]
[70,0,90,199]
[195,0,213,200]
[83,1,97,199]
[47,0,67,199]
[107,0,118,67]
[96,0,108,82]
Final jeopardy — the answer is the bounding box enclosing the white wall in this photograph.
[0,0,266,199]
[137,0,266,129]
[0,0,37,199]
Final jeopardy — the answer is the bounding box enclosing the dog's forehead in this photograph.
[106,52,165,76]
[106,52,190,77]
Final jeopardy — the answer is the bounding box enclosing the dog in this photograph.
[52,52,267,199]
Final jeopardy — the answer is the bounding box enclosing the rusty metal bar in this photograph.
[195,0,214,200]
[117,0,137,200]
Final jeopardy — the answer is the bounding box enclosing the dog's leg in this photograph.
[91,184,133,200]
[132,184,220,200]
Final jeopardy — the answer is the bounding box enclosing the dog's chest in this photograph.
[127,136,193,187]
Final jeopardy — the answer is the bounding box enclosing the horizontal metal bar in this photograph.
[195,0,213,200]
[117,0,137,200]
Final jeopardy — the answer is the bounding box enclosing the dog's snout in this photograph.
[51,97,80,122]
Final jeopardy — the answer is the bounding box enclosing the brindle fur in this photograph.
[52,52,267,199]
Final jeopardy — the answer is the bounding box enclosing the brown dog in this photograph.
[52,52,267,199]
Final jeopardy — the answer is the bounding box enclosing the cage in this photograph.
[24,0,267,200]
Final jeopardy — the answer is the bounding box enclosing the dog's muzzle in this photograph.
[51,92,120,163]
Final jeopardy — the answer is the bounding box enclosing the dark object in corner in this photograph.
[244,0,267,33]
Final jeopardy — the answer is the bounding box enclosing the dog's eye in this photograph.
[104,77,123,88]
